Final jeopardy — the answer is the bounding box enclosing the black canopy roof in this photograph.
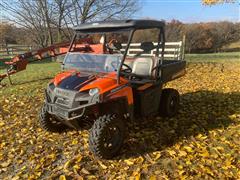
[74,19,165,33]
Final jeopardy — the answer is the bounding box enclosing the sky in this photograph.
[134,0,240,23]
[0,0,239,24]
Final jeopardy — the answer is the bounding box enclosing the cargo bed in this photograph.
[161,60,186,83]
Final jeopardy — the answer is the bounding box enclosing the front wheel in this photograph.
[159,88,180,117]
[89,114,125,159]
[39,104,68,132]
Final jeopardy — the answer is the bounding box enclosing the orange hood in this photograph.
[80,72,128,94]
[52,70,128,94]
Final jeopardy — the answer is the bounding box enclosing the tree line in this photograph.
[0,0,239,53]
[0,0,139,47]
[1,20,239,53]
[166,20,240,53]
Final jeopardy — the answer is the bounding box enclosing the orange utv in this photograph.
[39,20,186,159]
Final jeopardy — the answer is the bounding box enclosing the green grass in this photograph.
[222,40,240,51]
[0,61,60,96]
[186,52,240,63]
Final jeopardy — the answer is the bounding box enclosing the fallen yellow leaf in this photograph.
[149,175,157,180]
[124,159,134,165]
[178,150,187,157]
[98,161,107,169]
[81,168,90,175]
[59,175,66,180]
[184,146,193,153]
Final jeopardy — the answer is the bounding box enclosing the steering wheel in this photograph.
[121,63,132,74]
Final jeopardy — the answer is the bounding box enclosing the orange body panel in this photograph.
[53,70,78,86]
[106,86,133,105]
[80,73,123,93]
[79,72,133,105]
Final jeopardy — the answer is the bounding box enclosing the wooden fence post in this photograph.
[182,35,186,60]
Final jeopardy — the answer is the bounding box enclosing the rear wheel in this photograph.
[89,114,125,159]
[159,88,180,117]
[39,103,68,132]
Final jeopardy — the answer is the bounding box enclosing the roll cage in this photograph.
[70,19,166,84]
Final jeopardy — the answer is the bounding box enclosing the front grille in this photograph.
[56,98,69,105]
[79,101,88,105]
[54,106,68,118]
[55,89,71,97]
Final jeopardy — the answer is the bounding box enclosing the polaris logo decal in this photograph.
[55,89,70,96]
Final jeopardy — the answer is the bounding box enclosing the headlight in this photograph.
[89,88,99,96]
[48,82,55,90]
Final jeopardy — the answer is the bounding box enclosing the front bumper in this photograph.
[45,101,96,121]
[44,86,100,121]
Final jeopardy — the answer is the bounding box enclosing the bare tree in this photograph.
[0,0,55,47]
[38,0,54,44]
[65,0,139,25]
[0,0,139,47]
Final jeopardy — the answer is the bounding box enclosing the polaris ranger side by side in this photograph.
[39,19,186,159]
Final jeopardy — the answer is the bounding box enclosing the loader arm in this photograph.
[0,42,71,83]
[0,38,93,84]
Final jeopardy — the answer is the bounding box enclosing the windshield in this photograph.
[63,53,122,73]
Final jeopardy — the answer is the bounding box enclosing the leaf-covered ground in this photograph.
[0,62,240,179]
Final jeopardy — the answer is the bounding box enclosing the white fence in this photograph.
[0,41,185,61]
[121,41,184,60]
[0,44,33,59]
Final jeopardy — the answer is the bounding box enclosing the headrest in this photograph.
[140,42,155,52]
[112,41,122,50]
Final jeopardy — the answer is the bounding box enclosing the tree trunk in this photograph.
[39,0,53,45]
